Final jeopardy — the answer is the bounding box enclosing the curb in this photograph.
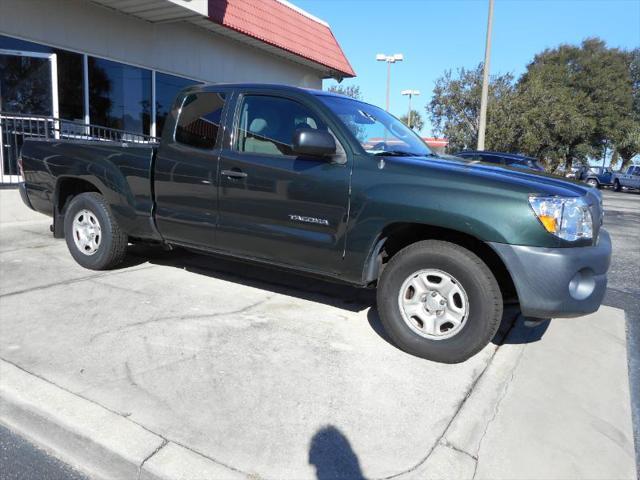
[0,360,246,480]
[395,316,532,479]
[0,319,530,480]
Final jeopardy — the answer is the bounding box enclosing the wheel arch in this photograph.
[364,222,518,303]
[53,177,103,238]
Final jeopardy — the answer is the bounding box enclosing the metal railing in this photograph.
[0,112,158,185]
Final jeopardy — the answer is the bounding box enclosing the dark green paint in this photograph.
[20,83,598,287]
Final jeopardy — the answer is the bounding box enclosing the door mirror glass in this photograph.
[292,128,336,157]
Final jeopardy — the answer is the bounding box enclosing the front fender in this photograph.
[340,156,559,284]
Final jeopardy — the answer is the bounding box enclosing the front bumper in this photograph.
[489,230,612,318]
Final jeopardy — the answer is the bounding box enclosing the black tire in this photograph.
[376,240,503,363]
[586,178,599,189]
[64,192,128,270]
[614,179,622,192]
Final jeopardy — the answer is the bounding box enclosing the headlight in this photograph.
[528,195,593,241]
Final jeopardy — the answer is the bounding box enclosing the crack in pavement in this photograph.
[440,439,478,460]
[0,265,156,299]
[471,343,528,479]
[137,438,167,480]
[2,312,522,480]
[0,243,58,254]
[88,295,274,343]
[0,356,252,478]
[378,316,520,480]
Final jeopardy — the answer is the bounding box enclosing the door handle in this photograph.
[221,168,248,179]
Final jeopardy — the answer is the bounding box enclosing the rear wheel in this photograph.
[376,240,503,363]
[614,179,622,192]
[64,192,127,270]
[586,178,599,189]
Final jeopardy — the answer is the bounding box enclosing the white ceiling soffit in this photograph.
[89,0,206,24]
[88,0,338,78]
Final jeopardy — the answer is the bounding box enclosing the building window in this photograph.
[88,57,151,134]
[175,92,226,149]
[57,51,84,122]
[1,35,201,137]
[0,54,52,115]
[0,35,84,122]
[155,72,199,138]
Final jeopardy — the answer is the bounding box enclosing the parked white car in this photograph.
[613,165,640,192]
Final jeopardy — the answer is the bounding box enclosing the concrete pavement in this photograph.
[600,189,640,471]
[0,188,636,479]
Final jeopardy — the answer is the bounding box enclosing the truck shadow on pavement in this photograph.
[126,244,550,349]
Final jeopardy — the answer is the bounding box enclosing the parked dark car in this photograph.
[18,83,611,363]
[456,151,545,172]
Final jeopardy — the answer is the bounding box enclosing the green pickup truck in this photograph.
[18,83,611,363]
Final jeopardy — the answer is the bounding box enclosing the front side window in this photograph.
[235,95,325,156]
[175,92,226,149]
[318,95,431,157]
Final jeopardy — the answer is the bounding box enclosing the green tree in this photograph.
[426,64,517,152]
[327,84,362,100]
[611,48,640,170]
[514,39,635,171]
[399,109,424,131]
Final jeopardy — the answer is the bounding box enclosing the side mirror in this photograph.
[292,129,336,157]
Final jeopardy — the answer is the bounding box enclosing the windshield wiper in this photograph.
[372,150,418,156]
[373,150,437,157]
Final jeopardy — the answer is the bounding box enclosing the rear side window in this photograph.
[506,158,527,167]
[175,92,226,149]
[483,155,505,165]
[234,95,325,157]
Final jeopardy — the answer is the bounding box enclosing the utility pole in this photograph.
[477,0,494,151]
[402,89,420,128]
[376,53,404,111]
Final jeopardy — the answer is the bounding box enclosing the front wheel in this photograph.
[614,179,622,192]
[64,192,128,270]
[376,240,503,363]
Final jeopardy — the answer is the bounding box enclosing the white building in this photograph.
[0,0,354,182]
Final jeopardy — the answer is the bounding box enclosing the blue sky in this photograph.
[295,0,640,134]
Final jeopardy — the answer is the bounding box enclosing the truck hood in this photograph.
[395,154,596,199]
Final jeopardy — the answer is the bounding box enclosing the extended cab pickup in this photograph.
[613,165,640,192]
[19,84,612,363]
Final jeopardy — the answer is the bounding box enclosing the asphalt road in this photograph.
[599,189,640,471]
[0,424,87,480]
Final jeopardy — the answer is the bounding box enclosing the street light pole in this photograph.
[377,53,404,111]
[401,89,421,129]
[477,0,495,151]
[387,62,391,112]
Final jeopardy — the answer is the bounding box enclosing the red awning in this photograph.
[208,0,355,78]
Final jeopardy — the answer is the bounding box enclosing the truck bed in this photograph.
[20,138,159,239]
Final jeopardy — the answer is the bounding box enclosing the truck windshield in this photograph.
[318,95,433,157]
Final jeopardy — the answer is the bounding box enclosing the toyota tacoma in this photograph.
[18,84,611,363]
